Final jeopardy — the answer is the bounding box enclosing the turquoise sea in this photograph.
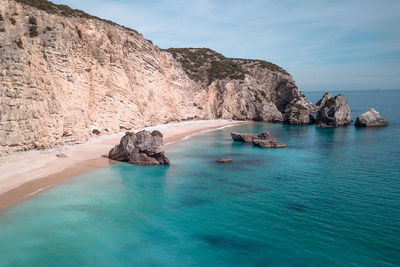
[0,90,399,266]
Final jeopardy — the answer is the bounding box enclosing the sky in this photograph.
[52,0,400,91]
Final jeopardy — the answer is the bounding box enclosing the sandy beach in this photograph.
[0,120,248,212]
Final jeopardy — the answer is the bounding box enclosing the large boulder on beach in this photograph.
[355,108,389,127]
[108,130,170,165]
[231,131,286,148]
[315,94,352,126]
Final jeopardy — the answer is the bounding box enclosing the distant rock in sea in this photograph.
[216,158,233,163]
[355,108,389,127]
[315,94,352,126]
[108,130,170,165]
[231,131,286,148]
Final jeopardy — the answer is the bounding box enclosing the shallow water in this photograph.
[0,90,399,266]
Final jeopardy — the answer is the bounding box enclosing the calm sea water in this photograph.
[0,90,399,266]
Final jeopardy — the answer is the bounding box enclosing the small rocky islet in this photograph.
[355,108,389,127]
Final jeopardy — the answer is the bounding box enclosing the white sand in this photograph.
[0,120,247,198]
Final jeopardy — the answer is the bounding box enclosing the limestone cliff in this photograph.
[0,0,312,156]
[166,48,313,122]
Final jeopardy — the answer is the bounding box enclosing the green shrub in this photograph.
[10,17,16,25]
[151,130,163,137]
[166,47,290,85]
[28,16,37,25]
[166,48,249,85]
[14,0,139,34]
[260,90,267,98]
[29,26,39,37]
[76,28,82,39]
[294,104,307,110]
[325,98,336,108]
[45,26,53,31]
[0,12,3,21]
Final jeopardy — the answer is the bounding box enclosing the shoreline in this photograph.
[0,120,249,212]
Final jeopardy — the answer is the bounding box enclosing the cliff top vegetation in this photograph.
[166,48,289,85]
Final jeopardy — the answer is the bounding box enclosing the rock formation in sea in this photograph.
[0,0,312,156]
[108,130,170,165]
[283,97,317,125]
[315,94,352,126]
[231,131,286,148]
[216,158,233,163]
[355,108,389,127]
[316,92,332,108]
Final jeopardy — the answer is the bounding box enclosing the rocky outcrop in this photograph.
[316,92,332,108]
[231,131,269,142]
[283,96,317,125]
[231,131,286,148]
[315,94,352,126]
[0,0,311,156]
[355,108,388,127]
[167,48,310,123]
[108,130,169,165]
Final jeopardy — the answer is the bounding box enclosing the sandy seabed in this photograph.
[0,120,249,212]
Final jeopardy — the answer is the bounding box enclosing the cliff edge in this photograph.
[0,0,312,155]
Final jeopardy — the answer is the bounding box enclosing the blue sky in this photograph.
[52,0,400,91]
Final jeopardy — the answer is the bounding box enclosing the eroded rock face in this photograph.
[231,131,286,148]
[315,94,352,126]
[168,48,311,123]
[316,92,332,108]
[355,108,388,127]
[108,130,169,165]
[283,97,317,125]
[0,1,311,156]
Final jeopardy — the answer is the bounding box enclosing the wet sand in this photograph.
[0,120,248,212]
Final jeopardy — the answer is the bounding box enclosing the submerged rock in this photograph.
[315,94,352,126]
[216,158,233,163]
[108,130,170,165]
[355,108,389,127]
[231,131,286,148]
[252,139,286,148]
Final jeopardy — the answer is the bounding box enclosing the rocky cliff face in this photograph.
[167,48,314,122]
[0,0,311,156]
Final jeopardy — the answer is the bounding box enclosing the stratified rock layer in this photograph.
[355,108,389,127]
[0,0,311,156]
[108,130,169,165]
[315,94,352,126]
